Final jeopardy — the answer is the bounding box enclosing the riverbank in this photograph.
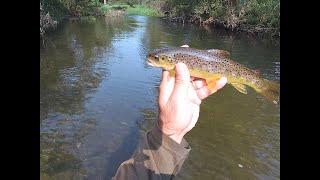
[40,0,105,39]
[40,0,279,39]
[40,1,163,39]
[101,4,163,17]
[40,4,57,39]
[163,0,280,38]
[167,16,279,38]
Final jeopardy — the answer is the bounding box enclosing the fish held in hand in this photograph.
[146,47,280,104]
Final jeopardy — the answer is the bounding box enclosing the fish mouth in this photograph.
[147,53,161,67]
[146,59,155,67]
[147,58,160,67]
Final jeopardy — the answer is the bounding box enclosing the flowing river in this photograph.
[40,15,280,180]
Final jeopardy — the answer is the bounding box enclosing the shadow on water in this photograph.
[105,107,179,180]
[104,108,157,179]
[104,121,140,179]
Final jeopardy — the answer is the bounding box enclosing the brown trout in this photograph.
[146,47,280,104]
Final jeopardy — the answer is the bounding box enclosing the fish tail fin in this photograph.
[260,79,280,104]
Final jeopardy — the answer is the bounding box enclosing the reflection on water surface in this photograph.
[40,15,279,179]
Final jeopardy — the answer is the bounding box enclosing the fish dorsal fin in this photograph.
[230,82,248,94]
[207,49,230,58]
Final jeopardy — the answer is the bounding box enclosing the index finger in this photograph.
[161,70,170,84]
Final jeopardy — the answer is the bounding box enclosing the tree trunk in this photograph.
[104,0,107,5]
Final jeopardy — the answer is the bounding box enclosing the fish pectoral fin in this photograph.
[205,76,222,92]
[207,49,230,58]
[230,82,248,94]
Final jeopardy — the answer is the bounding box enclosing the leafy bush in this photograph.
[41,0,104,20]
[100,4,110,13]
[164,0,279,29]
[194,0,226,19]
[40,0,68,21]
[243,0,280,28]
[40,3,58,38]
[165,0,195,16]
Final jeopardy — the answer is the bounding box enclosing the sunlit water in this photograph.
[40,15,280,180]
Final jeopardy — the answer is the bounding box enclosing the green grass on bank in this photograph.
[100,4,128,13]
[100,4,163,17]
[127,5,163,17]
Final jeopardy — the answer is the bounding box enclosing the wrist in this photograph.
[157,120,185,144]
[167,133,184,144]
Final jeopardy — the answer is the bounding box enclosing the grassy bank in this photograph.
[101,4,163,17]
[127,5,163,16]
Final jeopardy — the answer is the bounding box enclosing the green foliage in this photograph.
[110,4,130,10]
[166,0,196,16]
[165,0,279,28]
[72,0,104,16]
[40,3,58,38]
[102,3,163,17]
[193,0,226,19]
[127,5,163,16]
[41,0,104,21]
[100,4,110,13]
[41,0,279,29]
[40,0,68,21]
[243,0,280,28]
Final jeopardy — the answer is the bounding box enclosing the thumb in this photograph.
[173,63,190,95]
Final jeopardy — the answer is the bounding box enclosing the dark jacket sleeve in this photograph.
[112,126,191,180]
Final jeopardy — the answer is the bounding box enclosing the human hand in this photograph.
[158,63,227,144]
